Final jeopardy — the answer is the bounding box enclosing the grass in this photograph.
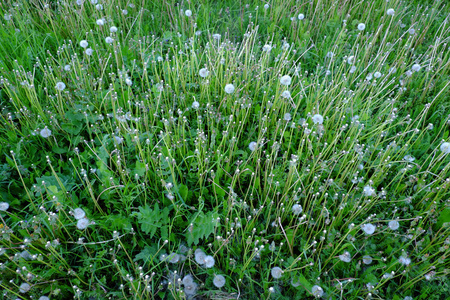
[0,0,450,299]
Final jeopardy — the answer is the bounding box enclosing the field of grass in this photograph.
[1,0,450,299]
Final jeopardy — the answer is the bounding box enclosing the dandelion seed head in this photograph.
[80,40,88,48]
[204,255,215,268]
[213,275,226,288]
[358,23,366,31]
[361,223,376,235]
[19,283,31,293]
[387,8,395,16]
[76,218,89,230]
[55,82,66,91]
[185,10,192,17]
[312,285,324,297]
[192,101,200,109]
[284,113,292,121]
[339,251,352,262]
[40,127,52,138]
[389,220,400,230]
[363,185,376,196]
[249,141,257,151]
[73,208,86,220]
[199,68,209,78]
[224,83,235,94]
[441,142,450,154]
[0,202,9,211]
[96,19,105,26]
[280,75,292,86]
[271,267,283,279]
[312,114,324,125]
[298,13,305,20]
[85,48,93,56]
[292,204,302,215]
[363,255,373,265]
[105,37,113,44]
[281,90,291,99]
[412,64,421,72]
[110,26,118,33]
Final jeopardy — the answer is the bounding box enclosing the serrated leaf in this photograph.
[135,204,172,238]
[186,210,220,246]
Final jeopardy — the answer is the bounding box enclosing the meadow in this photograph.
[0,0,450,299]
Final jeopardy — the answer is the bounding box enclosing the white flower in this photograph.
[64,64,71,71]
[387,8,395,16]
[263,44,272,52]
[298,13,305,20]
[264,4,269,9]
[363,185,375,196]
[157,56,163,62]
[213,275,226,288]
[80,40,88,48]
[412,63,421,72]
[282,42,290,50]
[192,101,200,109]
[195,30,202,36]
[405,70,413,77]
[182,274,194,285]
[224,83,235,94]
[73,208,86,220]
[184,282,198,295]
[347,56,355,64]
[105,37,113,44]
[125,78,132,86]
[312,114,324,125]
[185,9,192,17]
[409,28,415,35]
[358,23,366,31]
[326,51,334,58]
[398,255,411,266]
[366,73,373,81]
[204,255,215,268]
[311,285,324,297]
[374,71,382,78]
[440,142,450,154]
[19,283,31,293]
[403,155,415,162]
[76,0,83,5]
[0,202,9,211]
[361,223,376,235]
[168,253,180,264]
[110,26,118,33]
[271,267,283,279]
[350,66,357,73]
[212,33,221,40]
[77,218,90,230]
[284,113,292,121]
[96,4,103,10]
[90,0,98,4]
[280,75,292,86]
[292,204,303,215]
[339,251,352,263]
[194,249,206,265]
[96,19,105,26]
[40,127,52,138]
[114,136,123,144]
[281,90,291,99]
[39,296,50,300]
[85,48,93,56]
[389,220,400,230]
[362,255,373,265]
[199,68,209,78]
[249,141,257,151]
[55,81,66,91]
